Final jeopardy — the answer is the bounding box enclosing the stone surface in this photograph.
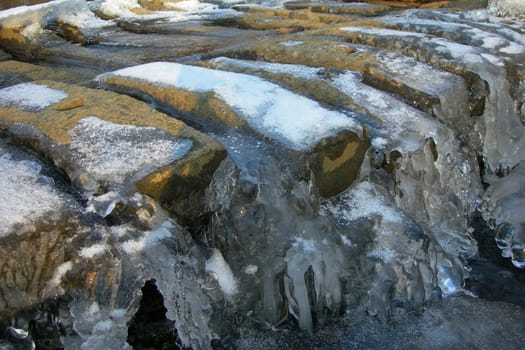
[0,77,226,223]
[97,62,369,197]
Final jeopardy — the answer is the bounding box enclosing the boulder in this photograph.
[0,79,226,224]
[97,62,369,197]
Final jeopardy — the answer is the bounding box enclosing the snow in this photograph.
[323,182,404,225]
[243,264,259,275]
[101,62,360,151]
[118,221,174,255]
[79,243,108,259]
[0,0,70,22]
[98,0,140,18]
[68,116,192,189]
[341,26,426,38]
[48,261,73,289]
[205,249,238,298]
[488,0,525,18]
[0,83,68,111]
[0,154,67,235]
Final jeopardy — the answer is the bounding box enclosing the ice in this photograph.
[488,0,525,18]
[341,26,426,38]
[67,116,192,191]
[0,82,68,111]
[47,261,73,290]
[482,163,525,268]
[102,62,360,151]
[79,243,108,259]
[117,220,174,255]
[0,154,68,235]
[205,248,239,298]
[280,40,304,47]
[98,0,140,18]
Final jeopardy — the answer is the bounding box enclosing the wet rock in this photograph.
[0,140,83,320]
[488,0,525,18]
[97,62,368,197]
[0,79,226,224]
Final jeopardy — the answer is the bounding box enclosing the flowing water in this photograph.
[0,1,524,349]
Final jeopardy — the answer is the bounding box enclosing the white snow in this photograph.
[100,62,360,151]
[48,261,73,289]
[340,26,426,38]
[98,0,140,18]
[118,221,174,255]
[0,154,68,235]
[205,249,238,298]
[488,0,525,18]
[0,83,68,111]
[68,116,192,189]
[79,243,108,259]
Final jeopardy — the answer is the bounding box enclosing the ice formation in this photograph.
[205,249,239,298]
[0,82,68,111]
[482,163,525,268]
[99,62,361,151]
[488,0,525,18]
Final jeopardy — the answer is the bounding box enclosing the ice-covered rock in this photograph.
[488,0,525,18]
[482,163,525,268]
[97,62,369,197]
[0,78,226,224]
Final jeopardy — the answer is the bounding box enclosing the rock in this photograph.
[488,0,525,18]
[97,62,369,197]
[0,140,84,320]
[0,79,226,224]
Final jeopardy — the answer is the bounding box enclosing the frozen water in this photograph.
[206,248,239,298]
[101,62,361,151]
[488,0,525,18]
[67,116,192,192]
[0,153,69,235]
[0,82,68,111]
[482,163,525,268]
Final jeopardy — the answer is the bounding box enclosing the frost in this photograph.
[79,243,108,259]
[0,83,68,111]
[291,237,317,253]
[68,116,192,190]
[100,62,360,151]
[0,154,67,235]
[205,249,238,298]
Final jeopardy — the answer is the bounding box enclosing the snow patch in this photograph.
[68,116,192,190]
[101,62,360,150]
[0,154,67,235]
[79,243,108,259]
[280,40,304,47]
[118,221,174,255]
[205,249,238,297]
[0,83,68,111]
[48,261,73,289]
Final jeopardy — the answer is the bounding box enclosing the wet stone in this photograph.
[0,79,226,224]
[97,62,369,197]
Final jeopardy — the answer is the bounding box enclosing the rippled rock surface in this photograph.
[0,1,524,349]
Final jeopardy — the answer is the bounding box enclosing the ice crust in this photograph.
[205,249,239,298]
[0,153,68,235]
[0,82,68,111]
[67,116,192,191]
[340,24,525,172]
[103,62,360,151]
